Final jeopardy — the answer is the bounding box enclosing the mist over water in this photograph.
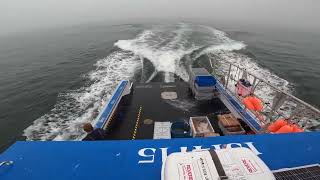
[0,22,319,149]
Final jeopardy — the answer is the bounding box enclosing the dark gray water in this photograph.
[0,22,319,151]
[0,24,140,149]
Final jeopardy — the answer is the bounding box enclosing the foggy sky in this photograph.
[0,0,319,35]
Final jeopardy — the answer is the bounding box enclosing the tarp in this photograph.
[1,132,320,180]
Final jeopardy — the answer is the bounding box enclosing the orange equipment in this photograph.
[292,124,304,132]
[268,119,304,133]
[242,96,263,112]
[267,119,288,132]
[275,125,294,133]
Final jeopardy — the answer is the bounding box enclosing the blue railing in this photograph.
[216,82,262,132]
[95,80,128,129]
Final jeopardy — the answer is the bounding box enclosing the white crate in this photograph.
[153,122,172,139]
[189,116,214,137]
[162,148,276,180]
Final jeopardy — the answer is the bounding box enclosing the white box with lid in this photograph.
[189,116,215,137]
[162,147,275,180]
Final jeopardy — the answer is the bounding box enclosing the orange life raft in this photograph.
[267,119,287,132]
[268,119,303,133]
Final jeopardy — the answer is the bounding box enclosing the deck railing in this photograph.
[208,58,320,130]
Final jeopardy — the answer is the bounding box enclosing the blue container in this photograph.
[195,75,216,87]
[171,121,192,138]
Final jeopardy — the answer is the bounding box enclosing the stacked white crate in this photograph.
[189,68,215,100]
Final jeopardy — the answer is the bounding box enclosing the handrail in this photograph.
[94,80,129,129]
[208,58,320,125]
[224,61,320,114]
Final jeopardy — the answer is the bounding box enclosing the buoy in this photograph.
[268,119,304,134]
[268,119,288,132]
[275,125,294,134]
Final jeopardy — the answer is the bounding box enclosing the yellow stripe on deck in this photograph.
[132,106,142,140]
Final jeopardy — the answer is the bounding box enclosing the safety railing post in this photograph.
[225,64,232,89]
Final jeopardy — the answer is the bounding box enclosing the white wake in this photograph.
[24,51,140,140]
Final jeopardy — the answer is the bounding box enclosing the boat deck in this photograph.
[106,82,230,140]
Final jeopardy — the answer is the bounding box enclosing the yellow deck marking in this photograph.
[132,106,142,140]
[104,113,115,130]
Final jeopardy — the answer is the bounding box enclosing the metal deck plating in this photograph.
[104,82,228,140]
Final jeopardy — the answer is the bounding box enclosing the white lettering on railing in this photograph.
[192,146,210,151]
[180,147,188,153]
[138,148,156,164]
[160,148,168,164]
[212,144,222,150]
[226,143,242,149]
[137,142,262,164]
[244,142,262,155]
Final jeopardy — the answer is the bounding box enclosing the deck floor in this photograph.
[106,82,229,140]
